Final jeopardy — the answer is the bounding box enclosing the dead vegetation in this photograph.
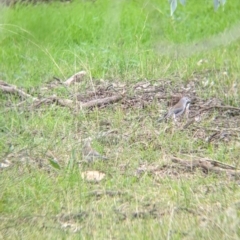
[1,72,240,238]
[1,72,240,178]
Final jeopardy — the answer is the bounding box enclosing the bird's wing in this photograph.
[172,107,184,116]
[164,109,175,118]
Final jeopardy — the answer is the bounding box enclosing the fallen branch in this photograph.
[171,156,240,178]
[203,105,240,111]
[81,94,123,108]
[30,95,75,109]
[191,105,240,118]
[0,79,123,110]
[0,80,37,100]
[29,94,124,110]
[181,155,238,170]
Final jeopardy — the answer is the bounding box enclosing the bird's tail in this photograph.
[157,112,169,122]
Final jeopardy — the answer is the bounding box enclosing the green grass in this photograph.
[1,0,240,239]
[1,0,240,85]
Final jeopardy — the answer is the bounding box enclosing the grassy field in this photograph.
[0,0,240,239]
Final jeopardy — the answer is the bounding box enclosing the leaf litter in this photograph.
[1,72,240,178]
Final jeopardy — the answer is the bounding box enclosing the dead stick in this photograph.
[0,80,37,100]
[178,154,238,170]
[200,158,238,170]
[81,95,123,108]
[191,105,240,118]
[204,105,240,111]
[30,95,123,109]
[31,96,75,109]
[172,156,238,173]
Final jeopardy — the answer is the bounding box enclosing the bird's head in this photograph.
[180,97,191,106]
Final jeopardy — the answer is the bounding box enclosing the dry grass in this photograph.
[1,0,240,239]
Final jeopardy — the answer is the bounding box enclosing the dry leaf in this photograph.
[0,160,11,169]
[81,171,105,182]
[64,71,86,86]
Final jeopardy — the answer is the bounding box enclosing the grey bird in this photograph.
[159,96,191,122]
[82,138,108,162]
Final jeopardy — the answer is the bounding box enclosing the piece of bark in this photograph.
[64,71,86,86]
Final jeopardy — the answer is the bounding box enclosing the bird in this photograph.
[159,96,191,122]
[82,138,108,162]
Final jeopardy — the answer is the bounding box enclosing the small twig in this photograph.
[181,119,195,129]
[206,132,219,143]
[105,84,120,93]
[204,127,240,133]
[52,77,73,95]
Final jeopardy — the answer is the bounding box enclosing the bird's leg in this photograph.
[173,114,177,122]
[173,114,180,127]
[185,103,190,120]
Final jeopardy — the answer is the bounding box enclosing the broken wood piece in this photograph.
[64,71,86,86]
[200,158,238,170]
[80,94,123,108]
[31,95,75,109]
[0,80,38,100]
[202,105,240,112]
[171,156,240,178]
